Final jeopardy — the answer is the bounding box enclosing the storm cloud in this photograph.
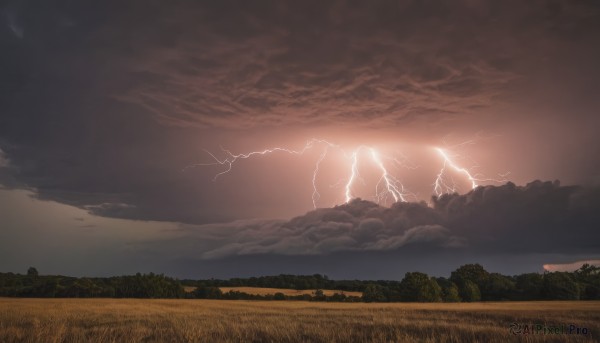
[132,181,599,263]
[1,0,599,224]
[1,1,600,277]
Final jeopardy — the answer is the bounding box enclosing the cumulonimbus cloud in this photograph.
[134,181,599,259]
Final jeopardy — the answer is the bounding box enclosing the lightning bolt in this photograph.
[433,147,508,196]
[185,139,337,181]
[187,139,507,207]
[187,139,413,208]
[311,147,328,208]
[344,150,360,203]
[370,148,408,203]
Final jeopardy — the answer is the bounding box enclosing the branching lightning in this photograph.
[186,138,508,208]
[186,139,415,208]
[370,148,408,203]
[433,147,477,196]
[433,146,508,197]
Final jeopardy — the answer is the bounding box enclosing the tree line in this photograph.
[0,268,184,298]
[186,263,599,302]
[1,263,598,302]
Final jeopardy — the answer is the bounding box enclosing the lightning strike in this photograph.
[188,139,413,208]
[187,139,506,208]
[344,150,360,203]
[311,148,328,208]
[433,147,508,196]
[370,148,408,203]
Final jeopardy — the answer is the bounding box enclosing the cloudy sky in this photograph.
[1,0,599,279]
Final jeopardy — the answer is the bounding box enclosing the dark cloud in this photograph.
[115,0,599,130]
[433,180,600,254]
[133,182,599,262]
[1,184,598,279]
[0,0,599,226]
[112,1,530,129]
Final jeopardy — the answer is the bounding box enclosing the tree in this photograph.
[459,280,481,302]
[193,286,222,299]
[450,264,489,288]
[362,284,387,302]
[27,267,38,278]
[574,264,600,300]
[399,272,442,302]
[450,264,489,302]
[273,292,286,300]
[436,278,461,302]
[515,273,543,300]
[542,272,579,300]
[482,273,516,300]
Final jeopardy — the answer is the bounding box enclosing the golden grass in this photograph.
[0,298,598,342]
[218,286,362,297]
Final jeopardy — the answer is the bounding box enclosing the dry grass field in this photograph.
[0,298,598,342]
[219,287,362,297]
[182,286,362,297]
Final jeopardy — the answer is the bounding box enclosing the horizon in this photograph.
[5,257,600,281]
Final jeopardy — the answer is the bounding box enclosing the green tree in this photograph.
[450,264,489,302]
[542,272,579,300]
[436,278,461,302]
[193,286,222,299]
[459,280,481,302]
[450,264,489,287]
[399,272,442,302]
[574,264,600,300]
[482,273,516,300]
[515,273,543,300]
[362,284,387,302]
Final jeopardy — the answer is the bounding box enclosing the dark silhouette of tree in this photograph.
[574,264,600,300]
[193,286,222,299]
[399,272,442,302]
[482,273,516,300]
[362,284,387,302]
[459,280,481,302]
[542,272,579,300]
[27,267,38,278]
[436,278,461,302]
[515,273,543,300]
[1,262,598,302]
[450,264,489,302]
[450,264,489,287]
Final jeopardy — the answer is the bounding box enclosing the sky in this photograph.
[0,0,599,279]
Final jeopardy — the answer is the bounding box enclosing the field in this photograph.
[182,286,362,297]
[0,298,599,343]
[215,286,361,297]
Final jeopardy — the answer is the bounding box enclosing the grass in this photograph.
[182,286,362,297]
[0,298,599,342]
[218,287,362,297]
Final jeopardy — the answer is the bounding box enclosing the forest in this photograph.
[1,263,598,302]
